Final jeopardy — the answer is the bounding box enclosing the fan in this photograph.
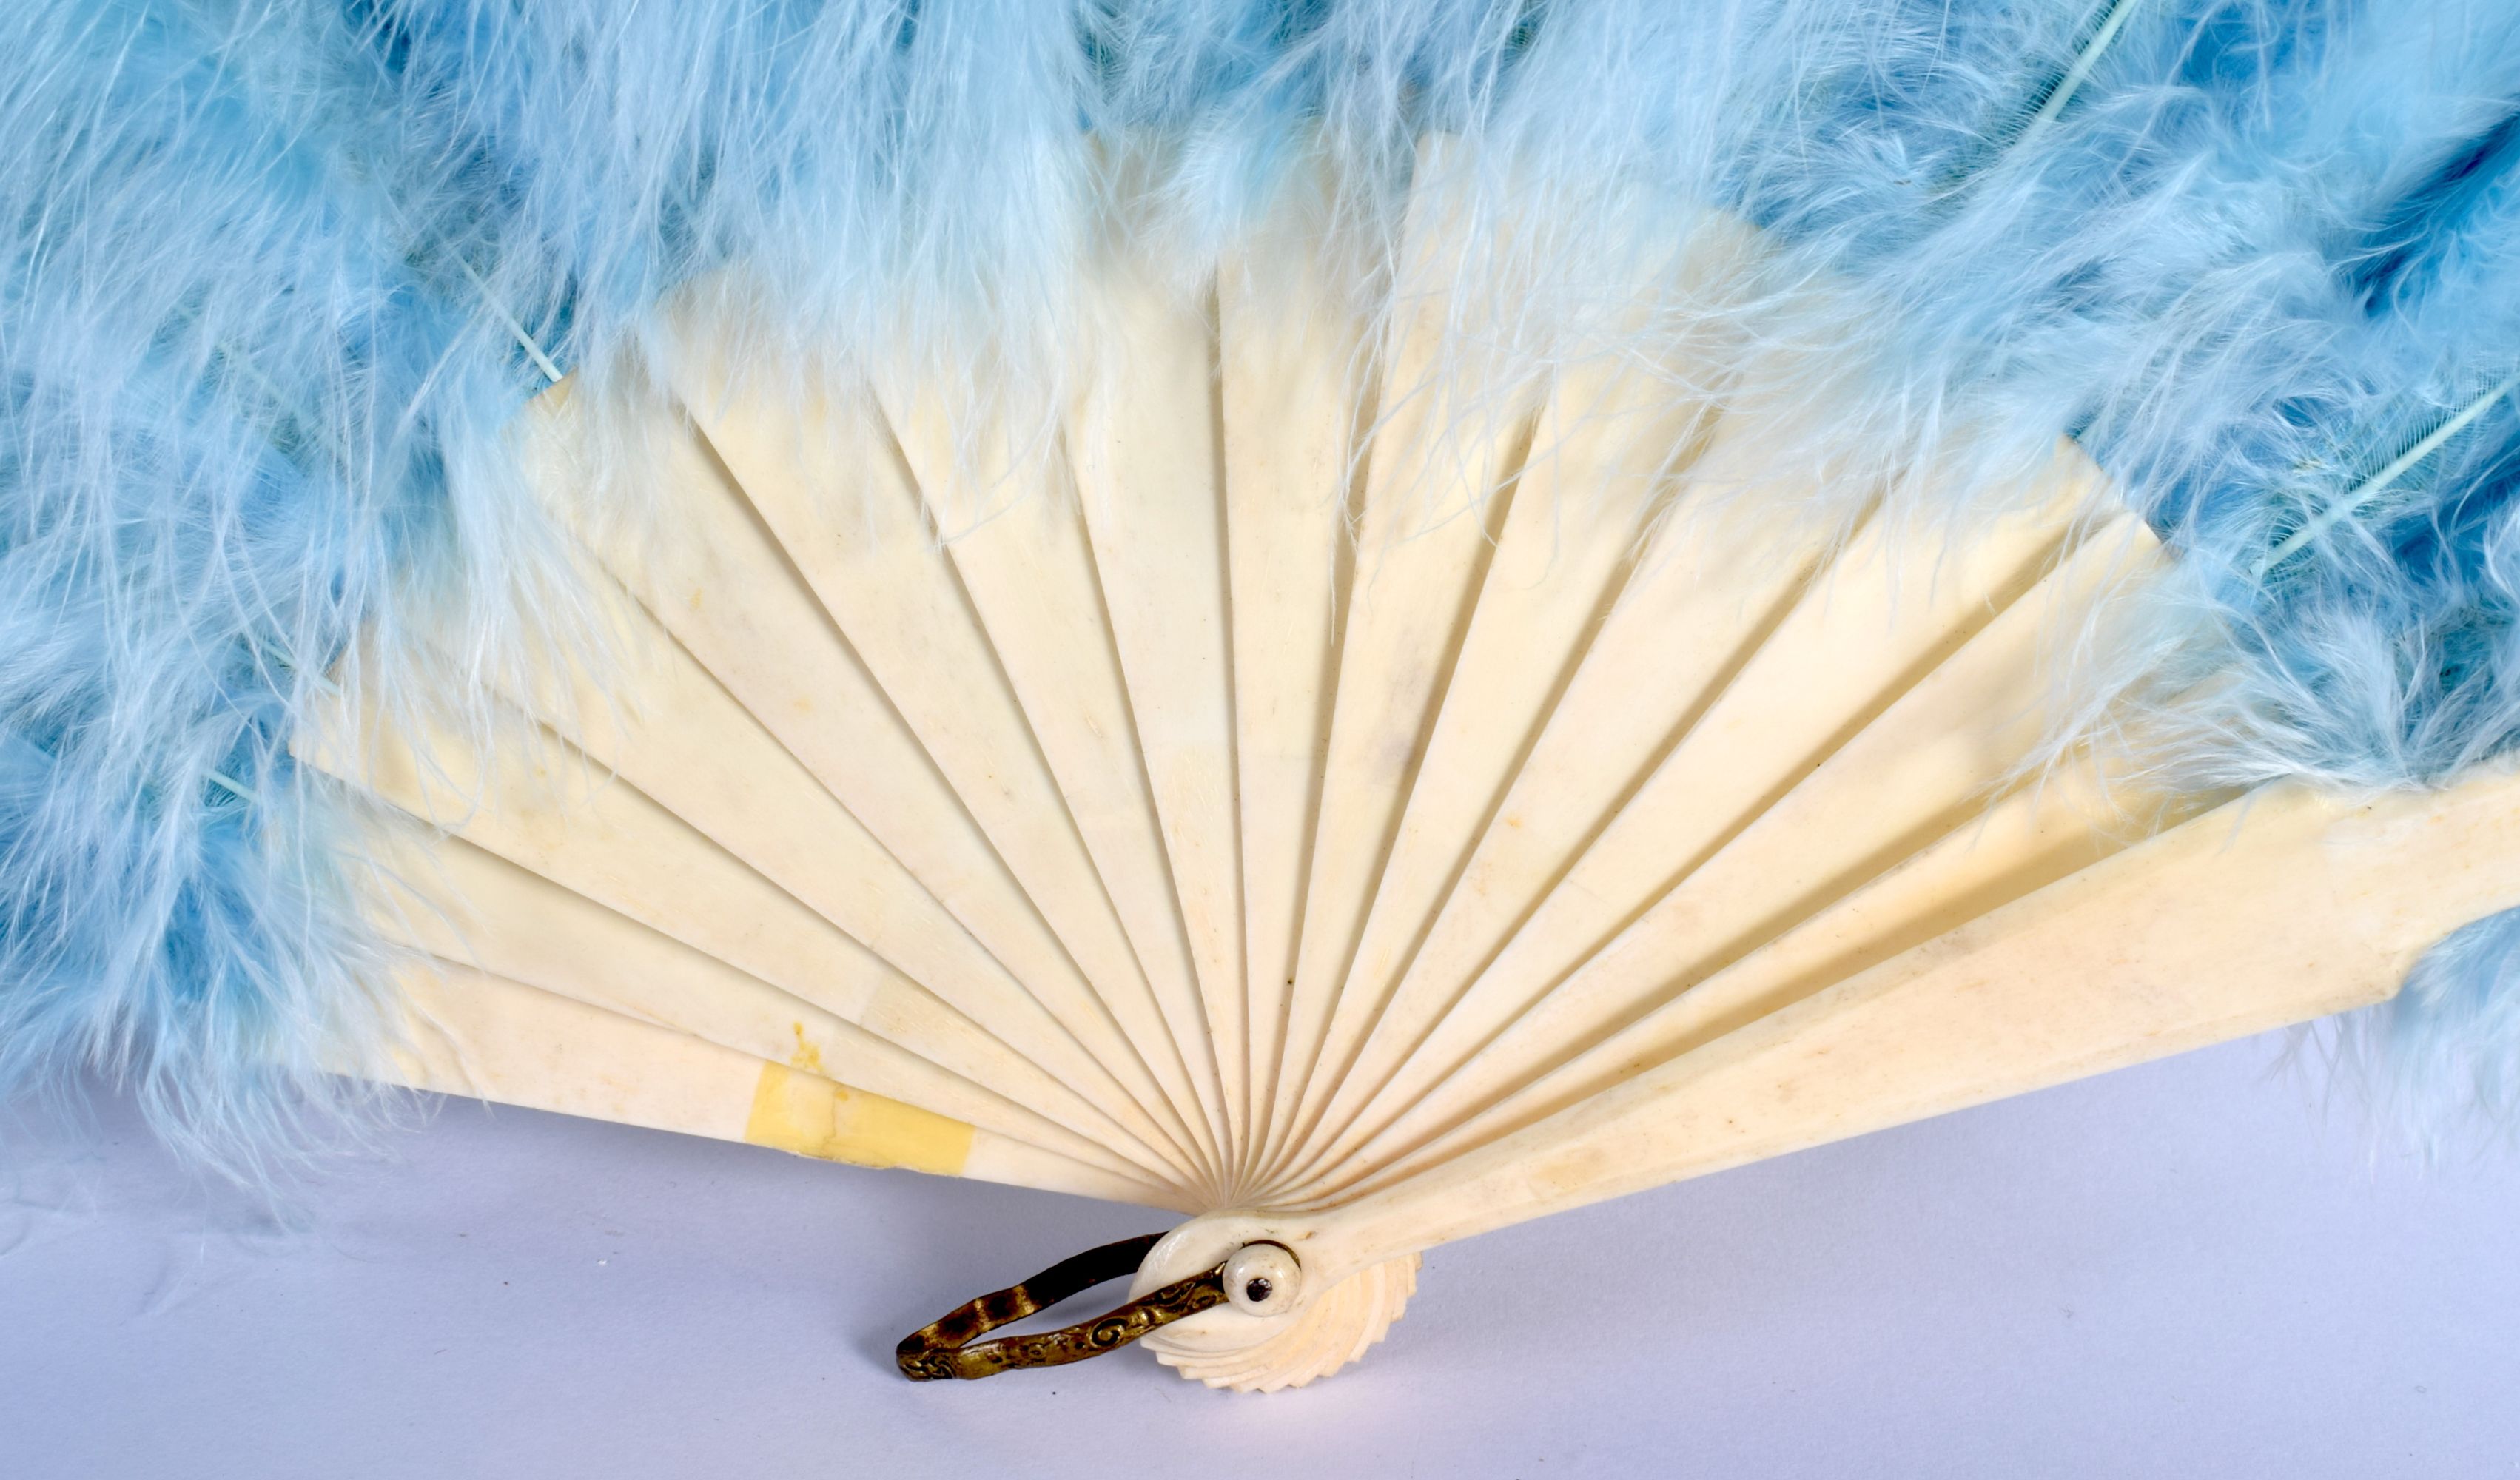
[303,168,2520,1393]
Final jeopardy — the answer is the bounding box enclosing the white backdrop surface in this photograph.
[5,1030,2518,1479]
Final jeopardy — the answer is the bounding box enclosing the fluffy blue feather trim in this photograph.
[7,0,2520,1170]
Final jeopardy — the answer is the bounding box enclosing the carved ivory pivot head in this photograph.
[1130,1213,1418,1393]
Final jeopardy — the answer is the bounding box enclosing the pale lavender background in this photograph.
[5,1030,2518,1479]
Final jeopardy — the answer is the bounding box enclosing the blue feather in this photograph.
[13,0,2520,1168]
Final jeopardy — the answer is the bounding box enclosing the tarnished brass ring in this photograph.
[895,1234,1229,1380]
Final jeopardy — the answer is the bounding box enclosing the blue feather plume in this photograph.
[9,0,2520,1170]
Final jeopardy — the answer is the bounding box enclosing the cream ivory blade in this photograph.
[868,369,1249,1185]
[301,688,1184,1188]
[1263,213,1769,1190]
[1277,391,1837,1188]
[315,164,2520,1389]
[361,825,1166,1183]
[1348,763,2217,1197]
[1128,759,2520,1367]
[651,381,1229,1191]
[1252,760,2520,1268]
[1061,266,1251,1163]
[382,962,1190,1211]
[1282,480,2118,1191]
[550,390,1213,1187]
[1214,173,1368,1191]
[1253,156,1533,1178]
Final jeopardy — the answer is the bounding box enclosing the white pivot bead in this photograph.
[1222,1242,1303,1315]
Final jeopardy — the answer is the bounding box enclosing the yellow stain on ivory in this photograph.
[743,1061,975,1176]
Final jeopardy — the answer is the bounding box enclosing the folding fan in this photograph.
[302,167,2520,1394]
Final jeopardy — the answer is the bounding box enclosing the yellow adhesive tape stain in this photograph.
[743,1060,973,1176]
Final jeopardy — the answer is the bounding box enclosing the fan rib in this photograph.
[569,406,1209,1180]
[1307,764,2520,1265]
[1260,404,1529,1184]
[679,380,1232,1185]
[1207,285,1260,1169]
[1278,354,1716,1187]
[543,604,1198,1183]
[1217,201,1374,1193]
[1277,213,1770,1183]
[873,393,1238,1198]
[1306,508,2139,1192]
[307,682,1191,1188]
[1214,275,1371,1194]
[1057,413,1240,1183]
[1256,436,1840,1200]
[1295,456,2093,1191]
[386,964,1191,1210]
[518,392,1212,1184]
[1255,155,1541,1178]
[1348,767,2225,1194]
[370,838,1150,1182]
[1064,269,1254,1176]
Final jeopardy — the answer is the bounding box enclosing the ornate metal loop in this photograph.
[895,1233,1229,1380]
